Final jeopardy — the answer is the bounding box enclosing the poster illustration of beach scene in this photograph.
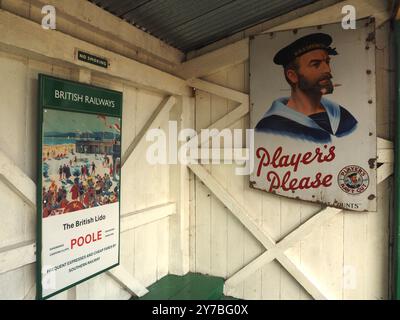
[42,109,121,218]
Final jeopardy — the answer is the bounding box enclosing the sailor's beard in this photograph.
[297,73,334,95]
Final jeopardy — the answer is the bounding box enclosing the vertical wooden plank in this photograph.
[168,97,185,275]
[75,281,89,300]
[319,209,344,299]
[157,218,169,280]
[0,51,28,173]
[189,147,197,272]
[0,268,24,299]
[134,223,158,287]
[185,95,197,274]
[87,275,106,299]
[23,264,35,300]
[343,210,367,299]
[279,199,302,299]
[365,179,390,299]
[120,230,135,279]
[180,96,194,273]
[207,70,229,278]
[375,23,392,139]
[120,84,137,215]
[225,177,245,298]
[134,90,164,211]
[25,58,53,180]
[296,202,324,300]
[294,202,343,300]
[242,177,263,300]
[225,63,247,298]
[242,162,263,299]
[261,193,281,300]
[0,180,27,248]
[194,88,212,274]
[104,273,124,300]
[296,220,322,300]
[227,63,246,298]
[225,169,246,299]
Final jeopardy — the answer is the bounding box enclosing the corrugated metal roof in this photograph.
[89,0,320,52]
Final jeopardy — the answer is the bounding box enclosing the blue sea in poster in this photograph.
[44,137,76,145]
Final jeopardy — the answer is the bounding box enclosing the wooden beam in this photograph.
[377,149,394,164]
[2,0,183,67]
[205,103,249,131]
[42,0,182,64]
[72,68,91,84]
[0,241,36,274]
[23,284,36,300]
[188,164,275,249]
[187,78,248,104]
[377,163,393,183]
[189,163,328,299]
[178,39,249,79]
[185,79,249,149]
[275,252,327,300]
[193,148,249,161]
[0,149,36,207]
[185,102,249,149]
[0,10,191,96]
[225,207,341,288]
[377,137,394,150]
[107,266,149,297]
[121,202,176,233]
[121,96,176,167]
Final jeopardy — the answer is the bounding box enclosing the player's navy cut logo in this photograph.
[337,165,369,195]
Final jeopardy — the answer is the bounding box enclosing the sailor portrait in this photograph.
[255,33,358,143]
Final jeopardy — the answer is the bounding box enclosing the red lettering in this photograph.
[290,153,303,172]
[325,146,336,162]
[71,239,77,249]
[266,171,280,192]
[256,147,270,177]
[278,155,290,168]
[322,174,333,187]
[298,176,311,189]
[271,147,282,168]
[70,230,103,249]
[255,146,336,180]
[264,171,332,192]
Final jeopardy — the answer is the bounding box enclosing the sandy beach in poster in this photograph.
[42,108,121,218]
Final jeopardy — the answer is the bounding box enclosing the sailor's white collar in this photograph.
[262,97,341,134]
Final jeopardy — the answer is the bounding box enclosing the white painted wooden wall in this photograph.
[0,51,176,299]
[0,0,395,301]
[189,21,395,300]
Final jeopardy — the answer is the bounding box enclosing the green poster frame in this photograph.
[36,74,123,300]
[395,20,400,300]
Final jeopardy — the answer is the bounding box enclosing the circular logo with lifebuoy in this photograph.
[337,165,369,195]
